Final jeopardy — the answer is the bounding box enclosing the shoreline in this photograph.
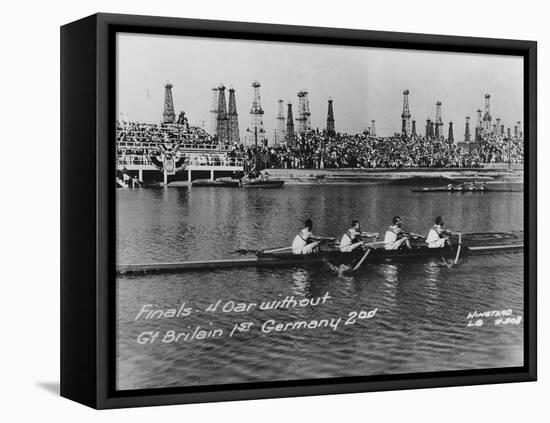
[261,166,524,185]
[161,165,524,187]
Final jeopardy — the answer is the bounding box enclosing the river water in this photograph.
[116,183,524,390]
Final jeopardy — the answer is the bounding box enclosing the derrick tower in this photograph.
[286,102,295,146]
[475,109,483,142]
[483,94,492,135]
[227,88,240,144]
[216,85,229,144]
[210,87,219,136]
[464,116,471,142]
[495,118,501,136]
[411,120,417,136]
[326,98,335,135]
[401,90,411,136]
[296,91,311,132]
[448,121,454,144]
[163,82,176,124]
[434,101,443,139]
[517,121,522,139]
[248,81,265,146]
[425,118,432,138]
[276,99,286,144]
[371,120,376,137]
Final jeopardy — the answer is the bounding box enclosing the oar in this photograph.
[453,232,463,264]
[263,246,293,254]
[352,247,372,272]
[440,231,462,267]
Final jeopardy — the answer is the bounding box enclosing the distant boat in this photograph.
[191,178,240,188]
[242,179,285,188]
[411,186,519,193]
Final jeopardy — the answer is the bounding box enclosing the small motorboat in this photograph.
[191,178,240,188]
[242,179,285,188]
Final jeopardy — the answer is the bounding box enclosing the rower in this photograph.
[291,218,322,255]
[426,216,452,248]
[339,220,378,252]
[384,216,412,250]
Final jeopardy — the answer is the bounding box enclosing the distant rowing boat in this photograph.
[117,231,523,275]
[412,186,521,193]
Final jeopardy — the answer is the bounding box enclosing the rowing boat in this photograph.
[411,186,520,193]
[117,232,523,275]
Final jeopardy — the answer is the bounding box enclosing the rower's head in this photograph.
[435,216,444,227]
[351,220,360,230]
[304,218,313,230]
[392,216,402,227]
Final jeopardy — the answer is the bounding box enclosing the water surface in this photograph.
[116,184,524,390]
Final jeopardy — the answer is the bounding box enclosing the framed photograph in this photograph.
[61,13,537,409]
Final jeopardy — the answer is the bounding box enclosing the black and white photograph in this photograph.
[115,32,527,391]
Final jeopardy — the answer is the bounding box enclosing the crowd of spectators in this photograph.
[116,121,524,170]
[116,121,213,145]
[230,130,524,170]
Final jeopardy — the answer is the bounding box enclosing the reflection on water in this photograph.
[116,184,524,390]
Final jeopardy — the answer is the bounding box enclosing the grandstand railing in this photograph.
[117,155,245,168]
[116,141,231,151]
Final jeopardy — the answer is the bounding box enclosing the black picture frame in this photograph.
[60,12,537,409]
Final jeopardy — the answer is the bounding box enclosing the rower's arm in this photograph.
[361,231,379,238]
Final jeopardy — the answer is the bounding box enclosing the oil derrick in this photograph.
[507,127,512,139]
[276,100,286,144]
[163,82,176,124]
[326,98,335,135]
[514,121,522,139]
[425,118,432,138]
[285,102,295,146]
[448,121,454,144]
[248,81,266,146]
[483,94,492,135]
[371,120,376,137]
[210,87,219,136]
[216,85,229,144]
[296,91,311,132]
[501,125,505,136]
[227,88,240,144]
[475,109,483,142]
[411,120,416,136]
[464,116,471,142]
[430,121,435,139]
[495,118,502,136]
[517,121,522,139]
[434,101,443,138]
[401,90,411,136]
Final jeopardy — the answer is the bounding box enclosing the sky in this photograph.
[116,33,523,139]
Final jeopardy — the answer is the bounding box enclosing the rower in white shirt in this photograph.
[384,216,412,250]
[292,219,324,255]
[339,220,379,252]
[426,216,452,248]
